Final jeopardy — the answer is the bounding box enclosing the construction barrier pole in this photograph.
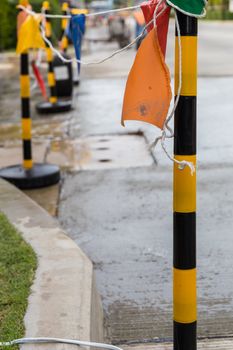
[60,2,69,53]
[20,51,33,169]
[0,1,60,188]
[173,12,197,350]
[42,1,58,105]
[36,1,72,113]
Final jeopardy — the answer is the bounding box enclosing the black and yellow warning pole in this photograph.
[0,0,60,189]
[173,12,197,350]
[60,2,69,53]
[43,0,57,104]
[36,1,72,114]
[21,51,33,170]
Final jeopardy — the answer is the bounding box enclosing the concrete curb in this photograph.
[0,179,103,349]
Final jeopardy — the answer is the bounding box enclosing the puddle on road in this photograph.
[47,134,154,171]
[0,120,154,172]
[83,134,153,170]
[0,141,49,168]
[0,119,70,142]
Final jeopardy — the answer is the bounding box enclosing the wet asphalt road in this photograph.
[58,21,233,343]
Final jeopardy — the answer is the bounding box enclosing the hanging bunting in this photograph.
[122,28,172,129]
[16,3,33,36]
[17,11,28,36]
[16,14,46,54]
[166,0,207,17]
[31,61,47,99]
[71,9,89,15]
[133,9,145,42]
[141,0,171,56]
[70,14,86,74]
[133,9,145,27]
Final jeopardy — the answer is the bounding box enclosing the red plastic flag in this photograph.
[121,28,172,129]
[141,0,171,56]
[31,61,47,100]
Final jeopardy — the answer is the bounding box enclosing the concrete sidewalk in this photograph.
[0,179,103,349]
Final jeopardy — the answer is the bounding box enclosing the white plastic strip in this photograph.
[0,337,123,350]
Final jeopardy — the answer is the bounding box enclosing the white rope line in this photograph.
[18,5,167,67]
[0,337,123,350]
[18,4,141,19]
[153,0,165,28]
[150,7,195,175]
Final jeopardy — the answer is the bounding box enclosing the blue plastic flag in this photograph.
[70,14,86,74]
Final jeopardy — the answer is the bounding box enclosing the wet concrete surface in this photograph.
[58,23,233,343]
[59,165,233,342]
[59,166,173,342]
[123,339,233,350]
[1,20,233,344]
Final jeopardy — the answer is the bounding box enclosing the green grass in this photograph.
[0,212,37,350]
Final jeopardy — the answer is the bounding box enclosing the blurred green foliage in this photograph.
[206,0,233,19]
[0,0,17,50]
[0,0,61,51]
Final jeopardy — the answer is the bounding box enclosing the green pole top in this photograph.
[166,0,207,17]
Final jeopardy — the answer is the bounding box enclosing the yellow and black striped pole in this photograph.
[0,0,60,188]
[60,2,69,53]
[173,12,197,350]
[42,1,58,105]
[36,1,72,113]
[17,0,33,169]
[20,51,33,170]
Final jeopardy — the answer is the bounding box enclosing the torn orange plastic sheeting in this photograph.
[121,28,172,130]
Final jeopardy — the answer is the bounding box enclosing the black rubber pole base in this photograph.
[0,163,60,189]
[36,100,72,114]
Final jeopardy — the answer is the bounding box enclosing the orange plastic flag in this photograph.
[16,14,45,54]
[133,10,145,26]
[122,28,172,129]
